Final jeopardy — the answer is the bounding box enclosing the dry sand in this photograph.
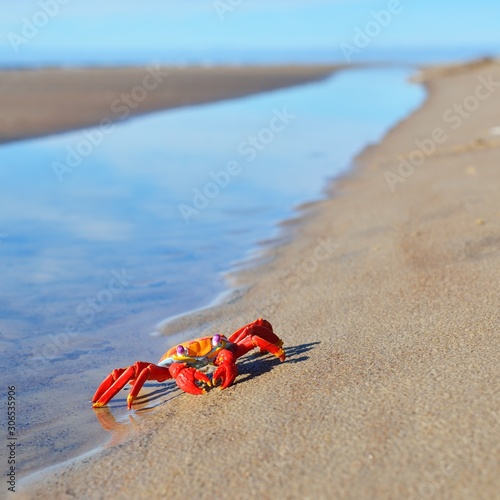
[0,65,338,143]
[20,60,500,499]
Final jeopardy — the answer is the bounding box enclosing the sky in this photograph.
[0,0,499,65]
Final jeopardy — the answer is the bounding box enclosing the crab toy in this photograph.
[92,318,285,409]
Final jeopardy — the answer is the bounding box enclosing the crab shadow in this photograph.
[231,341,320,387]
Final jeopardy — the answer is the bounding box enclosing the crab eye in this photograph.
[176,345,187,356]
[212,334,222,347]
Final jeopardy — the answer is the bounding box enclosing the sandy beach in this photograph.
[19,58,500,499]
[0,65,338,143]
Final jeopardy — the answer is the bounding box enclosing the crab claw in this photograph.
[213,349,238,389]
[168,363,211,395]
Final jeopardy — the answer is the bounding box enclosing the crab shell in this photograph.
[157,335,233,369]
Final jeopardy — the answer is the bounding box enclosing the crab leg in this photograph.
[92,362,172,409]
[249,335,286,361]
[229,322,286,362]
[228,318,274,343]
[92,368,127,403]
[126,364,174,409]
[232,332,285,361]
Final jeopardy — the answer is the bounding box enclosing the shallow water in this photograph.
[0,67,424,476]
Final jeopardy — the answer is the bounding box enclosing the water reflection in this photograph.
[92,384,181,447]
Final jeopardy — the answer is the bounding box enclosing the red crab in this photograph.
[92,318,285,409]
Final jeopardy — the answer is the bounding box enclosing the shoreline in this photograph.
[20,59,500,498]
[0,64,341,144]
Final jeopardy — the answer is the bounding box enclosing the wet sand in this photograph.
[21,59,500,499]
[0,65,339,143]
